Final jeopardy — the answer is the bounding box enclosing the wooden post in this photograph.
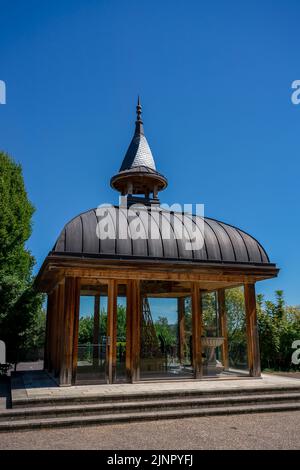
[244,283,261,377]
[126,281,133,382]
[57,280,65,380]
[54,282,65,378]
[93,295,100,367]
[53,284,62,377]
[49,287,59,374]
[71,279,80,384]
[218,288,229,370]
[44,292,52,371]
[59,277,80,386]
[106,280,117,383]
[131,279,141,382]
[177,297,185,364]
[191,283,203,379]
[44,293,52,371]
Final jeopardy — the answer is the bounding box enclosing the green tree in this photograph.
[78,316,94,344]
[0,151,44,364]
[257,290,300,371]
[257,294,280,369]
[202,292,217,334]
[154,316,177,348]
[225,287,248,368]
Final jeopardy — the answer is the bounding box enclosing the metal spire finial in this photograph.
[134,95,144,135]
[136,95,142,123]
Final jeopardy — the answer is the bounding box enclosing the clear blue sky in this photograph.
[1,0,300,305]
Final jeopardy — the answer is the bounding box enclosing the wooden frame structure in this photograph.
[38,257,278,386]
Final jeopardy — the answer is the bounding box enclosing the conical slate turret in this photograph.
[110,98,167,203]
[119,97,156,172]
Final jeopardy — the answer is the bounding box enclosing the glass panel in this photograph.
[202,292,222,377]
[225,287,249,375]
[140,280,193,380]
[116,284,127,381]
[76,287,108,384]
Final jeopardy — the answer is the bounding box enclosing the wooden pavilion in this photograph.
[36,99,278,386]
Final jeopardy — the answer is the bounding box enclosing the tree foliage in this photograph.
[224,287,300,371]
[258,290,300,370]
[0,151,44,363]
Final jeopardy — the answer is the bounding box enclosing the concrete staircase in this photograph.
[1,385,300,431]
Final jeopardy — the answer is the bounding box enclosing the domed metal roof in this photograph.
[52,206,271,265]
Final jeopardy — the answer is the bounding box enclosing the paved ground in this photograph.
[11,372,300,406]
[0,411,299,449]
[265,371,300,379]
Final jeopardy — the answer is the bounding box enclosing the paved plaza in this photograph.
[0,410,299,450]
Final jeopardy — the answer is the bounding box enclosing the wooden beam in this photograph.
[59,277,80,386]
[56,267,268,283]
[244,283,261,377]
[36,257,278,294]
[191,283,203,379]
[131,279,141,382]
[45,256,278,277]
[106,280,117,383]
[218,288,229,370]
[177,297,185,364]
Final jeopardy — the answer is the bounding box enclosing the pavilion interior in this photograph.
[75,278,249,384]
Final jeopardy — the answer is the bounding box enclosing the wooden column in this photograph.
[44,292,53,371]
[106,280,117,384]
[71,279,80,384]
[191,283,203,379]
[49,287,59,374]
[177,297,185,364]
[57,280,65,381]
[218,288,229,370]
[59,277,80,386]
[244,283,261,377]
[131,279,141,382]
[54,282,65,378]
[126,281,133,382]
[93,295,100,367]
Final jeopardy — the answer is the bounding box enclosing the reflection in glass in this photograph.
[76,292,107,384]
[226,287,249,373]
[140,281,193,379]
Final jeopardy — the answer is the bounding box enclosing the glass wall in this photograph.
[201,289,249,377]
[202,292,222,377]
[140,280,193,380]
[75,283,128,384]
[225,287,249,374]
[116,284,127,381]
[75,286,108,384]
[74,282,249,384]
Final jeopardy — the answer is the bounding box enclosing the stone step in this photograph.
[11,384,300,408]
[2,392,300,422]
[1,401,300,432]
